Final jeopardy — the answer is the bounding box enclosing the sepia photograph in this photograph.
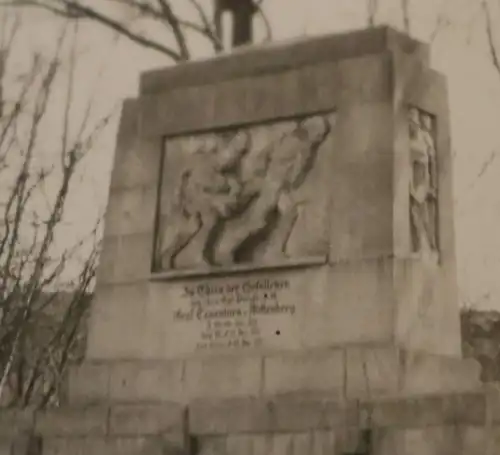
[1,0,500,453]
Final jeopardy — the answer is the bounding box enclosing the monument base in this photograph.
[66,346,481,405]
[2,385,499,455]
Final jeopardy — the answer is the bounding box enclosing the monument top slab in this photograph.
[140,26,429,95]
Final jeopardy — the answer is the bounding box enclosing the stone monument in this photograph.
[4,26,500,455]
[79,25,479,401]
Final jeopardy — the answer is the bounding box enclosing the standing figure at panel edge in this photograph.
[408,107,438,255]
[157,132,250,270]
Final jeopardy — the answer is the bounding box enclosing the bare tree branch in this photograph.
[254,0,272,42]
[367,0,378,27]
[483,0,500,76]
[2,0,183,61]
[156,0,190,60]
[186,0,223,52]
[0,11,110,407]
[2,0,270,60]
[401,0,411,33]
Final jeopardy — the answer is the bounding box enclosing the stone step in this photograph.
[35,403,185,438]
[66,347,482,405]
[0,404,186,455]
[41,436,184,455]
[1,388,500,454]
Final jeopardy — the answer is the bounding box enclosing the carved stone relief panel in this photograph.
[153,113,336,274]
[408,106,439,257]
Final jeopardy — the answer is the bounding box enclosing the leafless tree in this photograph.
[0,0,273,409]
[0,11,110,408]
[1,0,271,63]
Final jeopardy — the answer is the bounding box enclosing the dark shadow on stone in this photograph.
[234,208,279,263]
[204,219,225,266]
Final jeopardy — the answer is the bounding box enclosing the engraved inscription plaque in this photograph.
[153,113,336,276]
[166,275,300,353]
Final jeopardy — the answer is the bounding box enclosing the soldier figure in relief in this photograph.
[156,115,332,271]
[157,132,249,269]
[408,107,438,254]
[214,115,331,265]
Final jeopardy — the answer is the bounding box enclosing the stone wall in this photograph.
[2,388,500,454]
[65,347,480,405]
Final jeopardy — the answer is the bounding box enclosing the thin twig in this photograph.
[1,0,183,61]
[483,0,500,76]
[401,0,411,33]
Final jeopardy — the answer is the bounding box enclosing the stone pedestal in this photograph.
[76,26,479,405]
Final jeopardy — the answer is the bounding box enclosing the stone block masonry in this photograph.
[1,388,500,454]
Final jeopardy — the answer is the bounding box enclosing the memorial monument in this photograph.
[3,26,499,455]
[79,24,478,395]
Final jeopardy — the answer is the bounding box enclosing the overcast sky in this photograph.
[6,0,500,309]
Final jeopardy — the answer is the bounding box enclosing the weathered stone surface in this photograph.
[94,236,120,285]
[316,261,394,346]
[95,233,153,286]
[86,283,150,360]
[189,397,271,435]
[184,355,261,400]
[41,436,171,455]
[336,54,392,105]
[67,362,110,404]
[2,391,500,455]
[108,361,184,402]
[328,101,395,261]
[70,351,484,408]
[270,398,337,432]
[263,349,344,397]
[109,100,162,191]
[0,434,42,455]
[0,440,10,455]
[140,26,427,94]
[140,55,390,137]
[112,233,154,284]
[189,391,493,436]
[297,62,340,112]
[362,392,486,429]
[0,409,35,437]
[402,351,482,395]
[10,434,42,455]
[197,436,227,455]
[104,186,157,239]
[109,403,185,435]
[344,346,401,399]
[394,426,486,455]
[34,406,109,436]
